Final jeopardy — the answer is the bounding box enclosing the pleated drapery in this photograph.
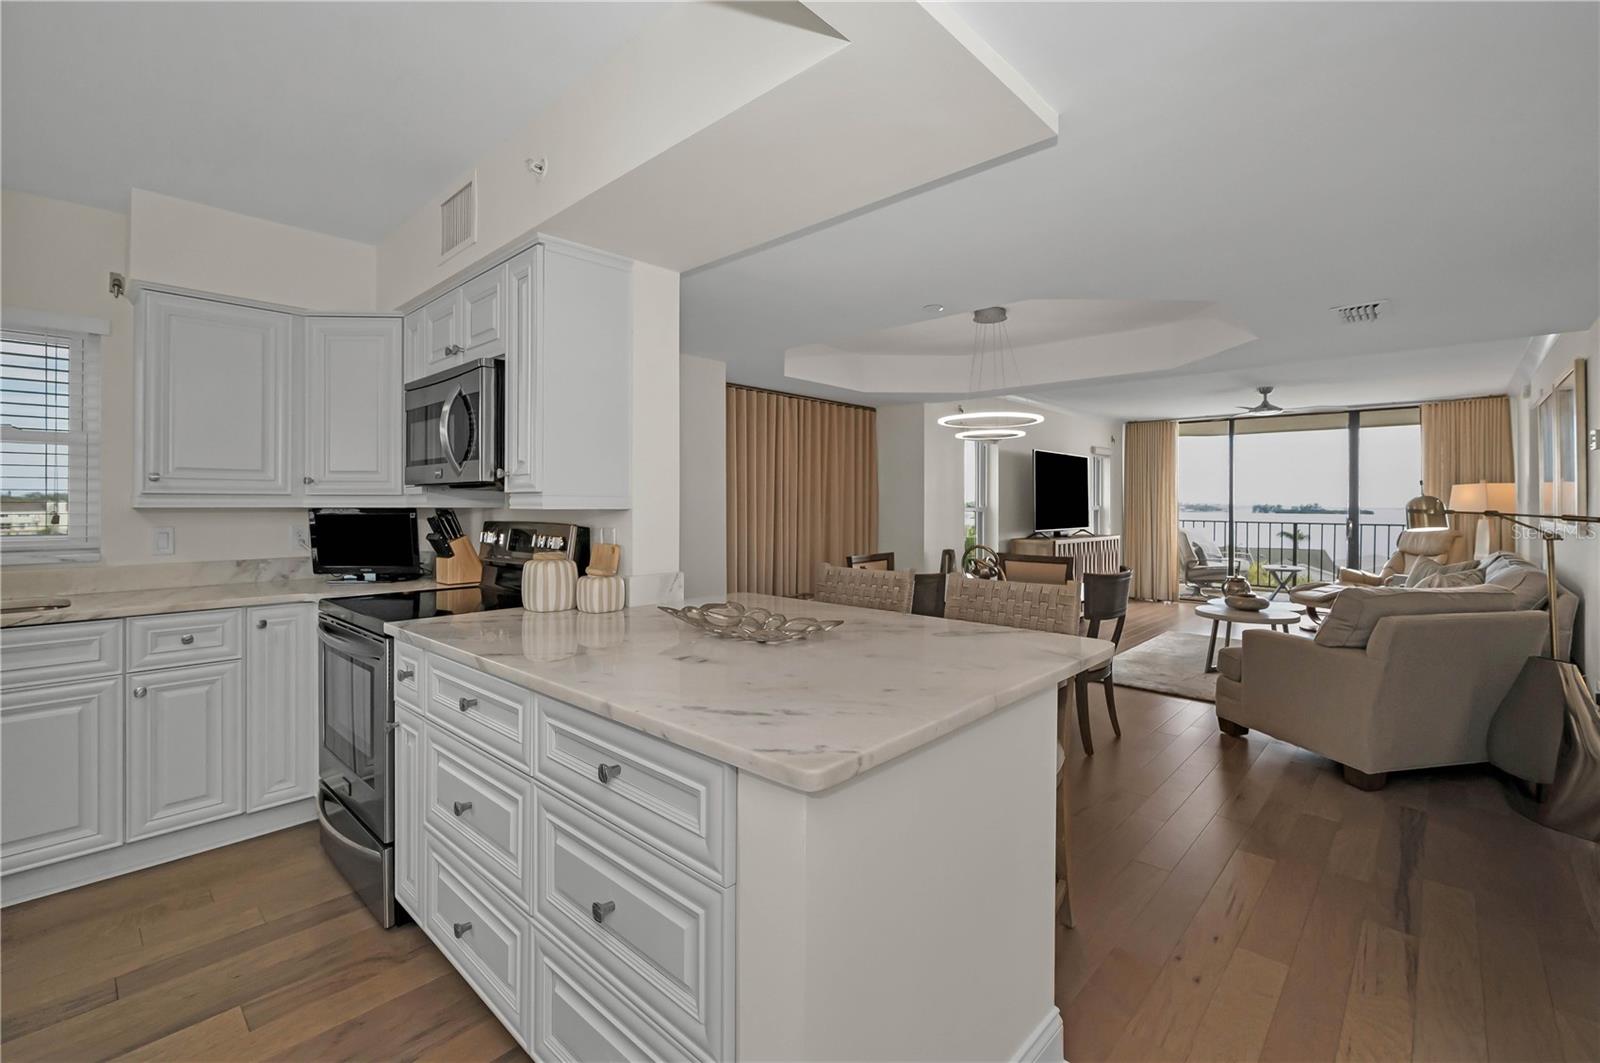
[726,385,879,597]
[1422,395,1515,554]
[1123,419,1179,602]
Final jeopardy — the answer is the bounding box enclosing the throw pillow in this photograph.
[1412,569,1487,589]
[1482,554,1550,609]
[1313,585,1516,649]
[1405,557,1483,587]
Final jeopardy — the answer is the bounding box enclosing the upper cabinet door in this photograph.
[460,264,508,360]
[304,318,403,494]
[140,292,293,495]
[503,247,541,493]
[402,309,423,384]
[419,289,464,379]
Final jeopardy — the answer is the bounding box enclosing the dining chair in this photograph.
[943,573,1080,928]
[939,548,957,575]
[1075,567,1132,756]
[846,551,895,571]
[998,553,1075,585]
[813,562,914,613]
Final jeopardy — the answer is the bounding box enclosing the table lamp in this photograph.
[1447,481,1518,556]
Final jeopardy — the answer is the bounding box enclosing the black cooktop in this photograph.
[320,585,521,636]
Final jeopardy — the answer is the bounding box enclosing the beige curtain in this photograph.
[1422,396,1515,554]
[726,385,878,596]
[1123,420,1179,602]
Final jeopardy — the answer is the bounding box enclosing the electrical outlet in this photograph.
[290,524,311,553]
[153,527,175,556]
[597,526,617,546]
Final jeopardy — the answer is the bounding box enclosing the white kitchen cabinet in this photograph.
[407,264,508,385]
[394,706,425,917]
[402,309,423,384]
[503,241,632,507]
[419,288,465,380]
[126,660,244,842]
[138,291,294,496]
[460,264,509,361]
[304,317,403,494]
[244,604,317,812]
[0,677,123,875]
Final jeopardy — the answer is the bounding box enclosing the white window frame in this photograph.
[1,309,107,565]
[1090,446,1114,534]
[964,439,994,548]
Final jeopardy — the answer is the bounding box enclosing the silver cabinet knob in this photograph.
[180,634,195,645]
[303,476,315,485]
[446,344,464,357]
[458,696,477,712]
[591,900,616,924]
[133,686,147,698]
[256,619,268,629]
[452,921,472,938]
[147,473,161,482]
[397,667,415,682]
[452,800,473,816]
[597,763,623,784]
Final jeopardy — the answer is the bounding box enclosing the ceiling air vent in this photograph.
[440,177,476,258]
[1331,300,1388,324]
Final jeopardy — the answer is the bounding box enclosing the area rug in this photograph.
[1113,631,1219,702]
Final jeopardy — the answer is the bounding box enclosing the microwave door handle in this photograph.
[438,387,465,473]
[317,620,385,663]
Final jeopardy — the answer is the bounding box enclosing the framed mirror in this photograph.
[1538,359,1588,516]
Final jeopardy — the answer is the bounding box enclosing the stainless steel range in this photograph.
[315,520,588,926]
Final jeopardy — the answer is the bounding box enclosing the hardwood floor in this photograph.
[1060,600,1600,1062]
[2,600,1594,1062]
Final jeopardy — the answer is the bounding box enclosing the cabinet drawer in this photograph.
[425,724,534,908]
[127,610,242,671]
[394,641,424,708]
[535,789,731,1059]
[425,653,535,773]
[533,933,701,1063]
[424,830,530,1040]
[536,697,734,885]
[0,620,123,689]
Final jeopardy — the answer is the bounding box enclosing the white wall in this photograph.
[128,189,377,310]
[1511,320,1599,675]
[680,355,726,600]
[995,410,1122,544]
[2,189,310,565]
[876,403,966,573]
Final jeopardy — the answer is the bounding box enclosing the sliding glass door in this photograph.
[1178,407,1420,589]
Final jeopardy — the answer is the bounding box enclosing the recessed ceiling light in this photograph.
[922,303,944,313]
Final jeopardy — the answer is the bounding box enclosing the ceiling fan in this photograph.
[1236,386,1284,415]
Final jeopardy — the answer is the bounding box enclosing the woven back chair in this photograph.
[998,553,1076,586]
[846,551,895,571]
[813,562,914,613]
[942,572,1081,928]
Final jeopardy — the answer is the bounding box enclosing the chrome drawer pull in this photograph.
[180,634,195,645]
[133,686,147,698]
[452,800,473,816]
[591,900,616,924]
[452,920,472,938]
[458,696,477,712]
[397,667,415,682]
[597,763,623,784]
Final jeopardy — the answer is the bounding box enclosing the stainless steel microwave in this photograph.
[403,358,503,487]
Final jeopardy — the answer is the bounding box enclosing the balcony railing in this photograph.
[1179,518,1407,589]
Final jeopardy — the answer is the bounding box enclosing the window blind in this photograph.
[1,329,100,562]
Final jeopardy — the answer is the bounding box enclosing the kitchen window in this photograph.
[1,322,102,563]
[964,439,993,550]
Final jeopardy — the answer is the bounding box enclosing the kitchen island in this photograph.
[389,595,1112,1062]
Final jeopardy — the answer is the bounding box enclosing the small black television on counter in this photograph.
[308,508,423,580]
[1033,450,1091,533]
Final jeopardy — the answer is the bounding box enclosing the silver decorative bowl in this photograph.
[1225,594,1269,611]
[658,601,844,644]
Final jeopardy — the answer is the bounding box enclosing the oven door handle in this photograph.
[318,619,386,663]
[317,793,377,857]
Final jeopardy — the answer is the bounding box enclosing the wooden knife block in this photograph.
[434,536,483,586]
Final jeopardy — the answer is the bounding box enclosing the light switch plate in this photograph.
[153,527,175,555]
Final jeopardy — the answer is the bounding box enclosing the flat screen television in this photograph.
[1033,450,1091,533]
[308,508,422,580]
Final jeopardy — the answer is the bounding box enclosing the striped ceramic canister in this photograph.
[576,574,627,613]
[522,558,578,612]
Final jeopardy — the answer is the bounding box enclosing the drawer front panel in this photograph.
[532,933,701,1063]
[423,830,529,1038]
[127,610,242,671]
[536,697,734,885]
[535,789,729,1058]
[424,724,534,907]
[424,653,535,772]
[393,640,424,708]
[0,620,123,689]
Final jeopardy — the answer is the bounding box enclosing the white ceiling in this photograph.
[1,1,666,241]
[681,1,1600,421]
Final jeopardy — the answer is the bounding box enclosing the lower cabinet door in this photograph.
[245,604,317,811]
[394,708,424,916]
[0,677,124,875]
[532,933,699,1063]
[127,660,244,842]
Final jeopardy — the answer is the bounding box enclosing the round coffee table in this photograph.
[1195,601,1301,673]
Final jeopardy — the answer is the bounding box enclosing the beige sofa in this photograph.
[1214,585,1548,788]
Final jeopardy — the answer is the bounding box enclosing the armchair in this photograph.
[1337,526,1468,586]
[1177,527,1250,593]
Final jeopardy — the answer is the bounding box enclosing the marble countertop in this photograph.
[388,595,1115,793]
[0,576,471,627]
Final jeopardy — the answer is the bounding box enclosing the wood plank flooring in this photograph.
[2,599,1594,1061]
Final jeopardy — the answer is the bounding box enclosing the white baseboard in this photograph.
[1016,1007,1065,1063]
[0,799,316,906]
